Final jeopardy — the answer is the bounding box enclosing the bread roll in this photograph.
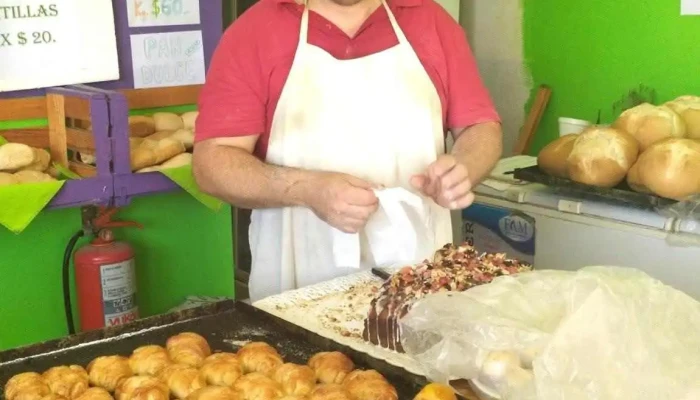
[342,370,397,400]
[0,172,17,186]
[115,376,169,400]
[566,126,639,187]
[613,103,686,150]
[170,129,195,150]
[165,332,211,368]
[145,131,175,142]
[153,113,184,132]
[232,373,283,400]
[185,387,240,400]
[86,356,133,392]
[181,112,198,130]
[308,352,354,384]
[42,366,89,400]
[21,148,51,172]
[157,365,206,400]
[129,345,171,376]
[666,95,700,140]
[309,384,352,400]
[199,353,243,387]
[14,170,57,184]
[130,139,186,171]
[634,138,700,200]
[536,134,578,178]
[128,116,157,138]
[272,363,316,396]
[160,153,192,169]
[4,372,51,400]
[626,159,649,193]
[236,342,284,376]
[74,388,113,400]
[0,143,36,171]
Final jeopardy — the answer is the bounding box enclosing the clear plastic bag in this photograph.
[400,267,700,400]
[656,194,700,247]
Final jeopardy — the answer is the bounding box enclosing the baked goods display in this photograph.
[628,138,700,200]
[535,94,700,200]
[566,126,639,187]
[536,134,577,178]
[0,142,59,186]
[613,103,686,151]
[77,111,197,174]
[363,243,532,352]
[3,332,400,400]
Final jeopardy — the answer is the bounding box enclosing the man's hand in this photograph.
[304,172,379,233]
[410,155,475,209]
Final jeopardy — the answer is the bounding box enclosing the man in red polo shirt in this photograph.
[193,0,502,300]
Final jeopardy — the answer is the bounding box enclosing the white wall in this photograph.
[460,0,531,156]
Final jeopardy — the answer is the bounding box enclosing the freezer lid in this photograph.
[475,157,675,232]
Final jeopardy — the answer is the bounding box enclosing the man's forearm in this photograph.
[451,121,503,185]
[193,144,315,209]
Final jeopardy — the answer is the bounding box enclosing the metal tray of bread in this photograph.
[512,165,676,209]
[0,300,427,399]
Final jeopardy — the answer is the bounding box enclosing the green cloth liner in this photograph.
[160,165,223,211]
[0,136,77,233]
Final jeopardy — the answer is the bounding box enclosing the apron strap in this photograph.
[381,1,410,46]
[299,6,310,45]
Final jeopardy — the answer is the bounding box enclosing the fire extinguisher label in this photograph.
[100,259,139,327]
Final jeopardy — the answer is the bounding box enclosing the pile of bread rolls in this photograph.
[537,95,700,200]
[0,142,58,186]
[79,111,197,174]
[3,332,400,400]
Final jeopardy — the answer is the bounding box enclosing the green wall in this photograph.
[523,0,700,154]
[0,192,234,351]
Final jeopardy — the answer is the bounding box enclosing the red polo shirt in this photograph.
[195,0,500,159]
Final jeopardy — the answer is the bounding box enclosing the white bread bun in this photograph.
[181,111,198,130]
[0,172,17,186]
[537,134,578,178]
[153,112,184,132]
[0,143,36,171]
[145,130,176,142]
[665,95,700,140]
[21,148,51,172]
[128,115,156,138]
[13,170,56,184]
[634,138,700,200]
[626,159,650,193]
[613,103,686,151]
[566,126,639,187]
[170,129,194,150]
[130,138,186,171]
[160,153,192,169]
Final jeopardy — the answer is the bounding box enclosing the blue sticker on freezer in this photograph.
[461,203,535,264]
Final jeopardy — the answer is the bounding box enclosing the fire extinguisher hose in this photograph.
[63,230,85,335]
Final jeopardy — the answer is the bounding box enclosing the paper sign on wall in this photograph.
[0,0,120,92]
[127,0,201,27]
[681,0,700,15]
[130,30,206,89]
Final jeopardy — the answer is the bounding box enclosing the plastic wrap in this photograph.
[657,194,700,247]
[400,267,700,400]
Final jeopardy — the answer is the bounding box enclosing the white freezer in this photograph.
[461,157,700,300]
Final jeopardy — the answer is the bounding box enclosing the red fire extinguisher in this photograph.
[64,207,142,333]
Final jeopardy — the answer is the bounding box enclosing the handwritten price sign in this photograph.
[127,0,201,27]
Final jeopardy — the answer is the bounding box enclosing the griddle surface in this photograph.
[0,301,426,399]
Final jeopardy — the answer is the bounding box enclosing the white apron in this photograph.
[248,0,453,302]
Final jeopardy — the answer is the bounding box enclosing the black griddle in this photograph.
[513,165,677,209]
[0,301,427,399]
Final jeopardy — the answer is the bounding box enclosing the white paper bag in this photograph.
[366,187,433,267]
[331,187,433,269]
